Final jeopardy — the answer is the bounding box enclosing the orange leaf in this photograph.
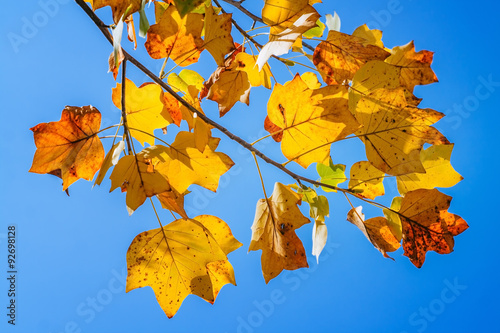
[90,0,141,24]
[29,106,104,191]
[145,4,203,66]
[399,189,468,268]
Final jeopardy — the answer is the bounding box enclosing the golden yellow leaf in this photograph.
[398,189,468,268]
[145,4,204,66]
[29,106,104,191]
[112,79,172,146]
[249,182,310,283]
[143,132,234,193]
[203,5,235,66]
[109,152,171,214]
[347,206,401,259]
[126,215,241,318]
[313,30,390,85]
[353,88,449,176]
[228,53,272,89]
[207,69,251,117]
[262,0,318,35]
[352,24,385,48]
[348,161,385,199]
[397,144,463,194]
[385,41,438,92]
[267,74,360,168]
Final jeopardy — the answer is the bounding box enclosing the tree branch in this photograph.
[73,0,353,195]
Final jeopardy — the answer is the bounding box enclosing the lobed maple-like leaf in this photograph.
[352,88,449,176]
[112,79,173,146]
[206,69,251,117]
[126,215,242,318]
[249,182,310,283]
[203,5,235,66]
[261,0,319,36]
[398,189,468,268]
[141,132,234,194]
[157,188,188,219]
[316,159,347,192]
[29,106,104,191]
[267,74,360,168]
[313,27,390,85]
[145,4,204,66]
[385,41,438,92]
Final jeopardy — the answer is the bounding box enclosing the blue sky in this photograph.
[1,1,499,332]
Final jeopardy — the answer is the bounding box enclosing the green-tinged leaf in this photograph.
[317,159,347,192]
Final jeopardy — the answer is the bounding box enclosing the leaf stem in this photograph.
[120,59,134,155]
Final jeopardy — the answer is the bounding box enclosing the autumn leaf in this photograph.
[112,79,173,146]
[89,0,141,24]
[228,53,272,89]
[385,41,438,92]
[249,182,310,283]
[348,161,385,199]
[203,5,235,66]
[397,144,463,194]
[109,151,171,214]
[352,88,449,176]
[347,206,401,259]
[206,69,251,117]
[352,24,385,48]
[316,159,347,192]
[157,189,188,219]
[142,132,234,194]
[313,28,390,85]
[299,188,329,263]
[256,11,320,70]
[267,74,360,168]
[145,4,204,66]
[172,0,205,17]
[29,106,104,191]
[126,215,241,318]
[261,0,318,35]
[398,189,468,268]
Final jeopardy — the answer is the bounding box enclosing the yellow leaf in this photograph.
[229,53,272,89]
[353,88,449,176]
[385,41,438,92]
[29,106,105,191]
[301,72,321,89]
[348,161,385,199]
[145,4,204,66]
[112,79,172,146]
[203,5,235,66]
[126,215,241,318]
[249,183,310,283]
[143,132,234,193]
[267,74,360,168]
[262,0,318,35]
[352,24,385,48]
[383,197,402,242]
[109,152,171,214]
[347,206,400,259]
[397,144,463,194]
[207,70,251,117]
[313,30,390,85]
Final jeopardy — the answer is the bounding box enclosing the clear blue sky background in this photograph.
[1,1,499,332]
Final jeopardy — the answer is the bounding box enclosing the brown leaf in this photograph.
[399,189,468,268]
[249,182,310,283]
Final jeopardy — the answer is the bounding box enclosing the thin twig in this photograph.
[120,60,133,155]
